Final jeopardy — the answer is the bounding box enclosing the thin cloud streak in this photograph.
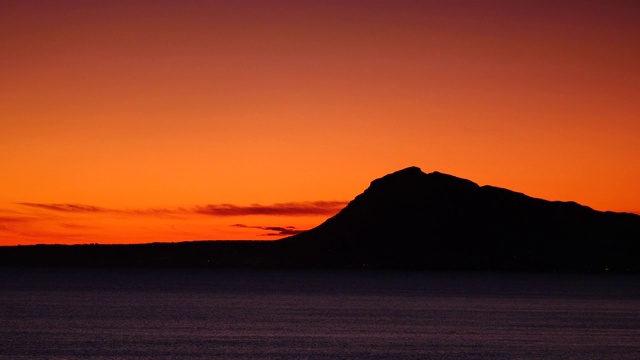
[0,216,35,223]
[194,201,347,216]
[232,224,306,236]
[16,203,188,217]
[16,203,111,213]
[16,201,347,217]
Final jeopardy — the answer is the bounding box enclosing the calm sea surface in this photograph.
[1,268,638,359]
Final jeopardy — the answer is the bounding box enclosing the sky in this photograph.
[1,0,639,245]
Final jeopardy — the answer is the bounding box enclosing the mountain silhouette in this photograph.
[1,167,638,272]
[278,167,640,271]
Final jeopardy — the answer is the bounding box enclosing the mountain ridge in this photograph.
[279,166,640,271]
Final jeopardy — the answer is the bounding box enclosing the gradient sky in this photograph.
[2,0,639,245]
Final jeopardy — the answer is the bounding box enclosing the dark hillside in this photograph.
[280,167,640,272]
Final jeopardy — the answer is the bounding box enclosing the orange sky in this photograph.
[1,0,639,245]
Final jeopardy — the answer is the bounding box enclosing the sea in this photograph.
[1,268,638,360]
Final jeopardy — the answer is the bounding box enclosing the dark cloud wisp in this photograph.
[16,203,112,213]
[194,201,347,216]
[232,224,306,236]
[16,201,347,217]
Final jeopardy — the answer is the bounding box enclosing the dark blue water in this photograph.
[1,269,638,359]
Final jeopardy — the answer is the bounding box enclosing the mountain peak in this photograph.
[370,166,424,183]
[368,166,478,194]
[283,167,640,271]
[394,166,423,174]
[367,166,427,191]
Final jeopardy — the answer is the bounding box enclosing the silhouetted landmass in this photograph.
[2,167,639,272]
[280,167,640,272]
[0,241,284,268]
